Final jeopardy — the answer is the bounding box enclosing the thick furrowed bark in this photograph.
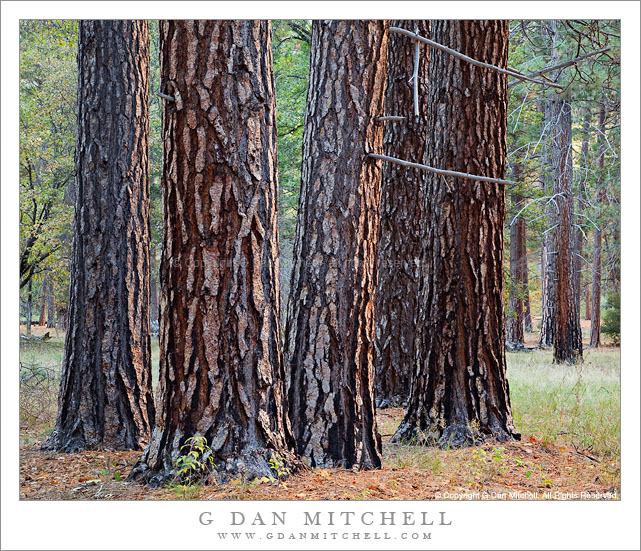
[392,20,519,448]
[130,21,296,486]
[285,20,388,470]
[375,20,430,408]
[44,20,154,453]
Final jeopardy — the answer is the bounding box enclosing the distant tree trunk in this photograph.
[130,21,296,485]
[522,218,533,333]
[550,98,582,363]
[539,22,559,348]
[56,306,67,331]
[506,165,525,345]
[590,103,607,348]
[44,20,154,452]
[285,20,388,469]
[575,111,590,319]
[46,282,55,329]
[539,100,556,346]
[25,279,33,336]
[150,252,159,324]
[392,20,519,447]
[375,20,430,408]
[38,274,48,326]
[585,286,591,320]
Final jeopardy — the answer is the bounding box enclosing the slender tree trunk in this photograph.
[522,218,533,333]
[130,21,296,485]
[590,103,607,348]
[576,111,590,319]
[44,20,154,452]
[539,22,559,348]
[539,100,556,346]
[150,252,159,324]
[285,20,388,469]
[392,20,519,447]
[550,98,582,363]
[585,286,591,320]
[375,20,430,408]
[38,274,48,326]
[506,165,525,345]
[25,279,33,336]
[46,280,55,329]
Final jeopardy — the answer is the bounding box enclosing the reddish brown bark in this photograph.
[550,98,582,363]
[131,21,296,485]
[393,20,519,447]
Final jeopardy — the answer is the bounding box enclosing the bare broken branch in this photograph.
[389,26,563,89]
[368,153,515,185]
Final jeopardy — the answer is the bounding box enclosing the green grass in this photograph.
[19,336,65,369]
[507,347,620,458]
[20,334,620,462]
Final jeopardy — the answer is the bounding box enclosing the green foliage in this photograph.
[173,436,216,485]
[19,21,77,314]
[272,20,310,240]
[601,292,620,343]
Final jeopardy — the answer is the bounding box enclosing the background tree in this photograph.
[272,20,311,322]
[393,20,520,447]
[131,20,296,484]
[549,97,582,363]
[374,20,430,407]
[44,20,154,452]
[285,20,388,469]
[19,21,76,329]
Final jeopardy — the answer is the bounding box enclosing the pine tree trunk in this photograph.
[539,100,556,347]
[590,103,606,348]
[44,20,154,452]
[506,165,525,345]
[585,286,591,320]
[285,20,388,469]
[150,248,159,326]
[38,275,48,326]
[576,111,590,320]
[26,279,33,336]
[539,22,559,348]
[392,20,519,447]
[375,20,430,408]
[522,218,533,333]
[46,283,55,329]
[551,98,582,363]
[130,20,295,485]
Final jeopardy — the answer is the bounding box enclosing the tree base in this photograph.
[128,445,301,487]
[391,419,520,449]
[41,430,143,454]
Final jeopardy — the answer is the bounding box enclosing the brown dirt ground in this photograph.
[19,408,620,502]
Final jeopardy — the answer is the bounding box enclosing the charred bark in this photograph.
[44,20,154,452]
[375,20,430,408]
[392,20,519,447]
[130,21,296,485]
[550,98,582,363]
[285,20,388,469]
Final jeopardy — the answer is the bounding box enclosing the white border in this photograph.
[2,2,639,550]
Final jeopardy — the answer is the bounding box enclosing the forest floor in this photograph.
[18,324,620,501]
